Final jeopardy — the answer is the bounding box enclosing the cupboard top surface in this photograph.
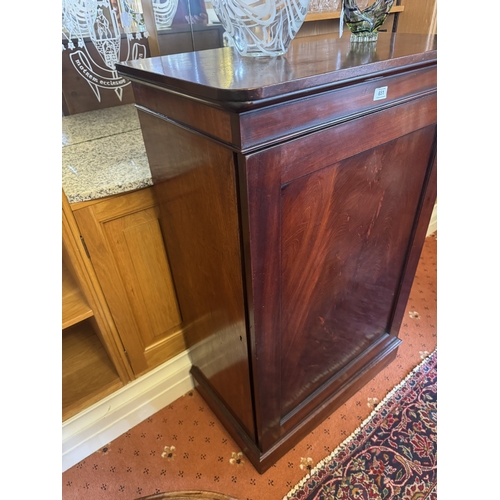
[117,33,436,109]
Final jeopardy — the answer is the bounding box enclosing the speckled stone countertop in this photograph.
[62,104,153,204]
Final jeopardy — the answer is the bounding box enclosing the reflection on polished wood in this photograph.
[136,113,256,440]
[119,32,436,106]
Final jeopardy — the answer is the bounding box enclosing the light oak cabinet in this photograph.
[63,186,186,421]
[397,0,436,35]
[71,187,185,378]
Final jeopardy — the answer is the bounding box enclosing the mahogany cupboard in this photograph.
[117,32,437,473]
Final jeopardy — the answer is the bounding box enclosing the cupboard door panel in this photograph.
[73,188,186,377]
[244,100,436,447]
[104,207,182,345]
[279,126,435,419]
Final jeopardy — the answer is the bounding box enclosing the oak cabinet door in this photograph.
[73,187,185,377]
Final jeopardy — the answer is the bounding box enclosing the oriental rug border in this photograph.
[284,349,437,500]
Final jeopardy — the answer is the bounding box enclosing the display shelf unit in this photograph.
[62,320,124,419]
[62,259,93,329]
[62,191,130,422]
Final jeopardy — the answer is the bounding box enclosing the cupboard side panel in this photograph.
[388,151,437,338]
[137,109,256,442]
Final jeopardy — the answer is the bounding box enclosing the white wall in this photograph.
[426,202,437,236]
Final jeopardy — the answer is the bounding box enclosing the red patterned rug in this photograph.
[284,350,437,500]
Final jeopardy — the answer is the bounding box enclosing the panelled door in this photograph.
[73,187,185,377]
[243,94,437,452]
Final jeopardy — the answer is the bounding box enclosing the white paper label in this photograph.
[373,86,388,101]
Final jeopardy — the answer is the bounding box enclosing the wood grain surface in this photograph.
[117,33,436,107]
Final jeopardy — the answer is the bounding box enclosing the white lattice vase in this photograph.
[212,0,310,57]
[152,0,179,29]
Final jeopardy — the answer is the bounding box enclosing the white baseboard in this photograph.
[62,349,194,472]
[426,203,437,237]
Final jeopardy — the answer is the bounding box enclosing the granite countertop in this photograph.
[62,104,153,204]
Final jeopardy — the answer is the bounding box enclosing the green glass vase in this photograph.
[342,0,395,42]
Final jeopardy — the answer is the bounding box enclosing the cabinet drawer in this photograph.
[239,66,436,151]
